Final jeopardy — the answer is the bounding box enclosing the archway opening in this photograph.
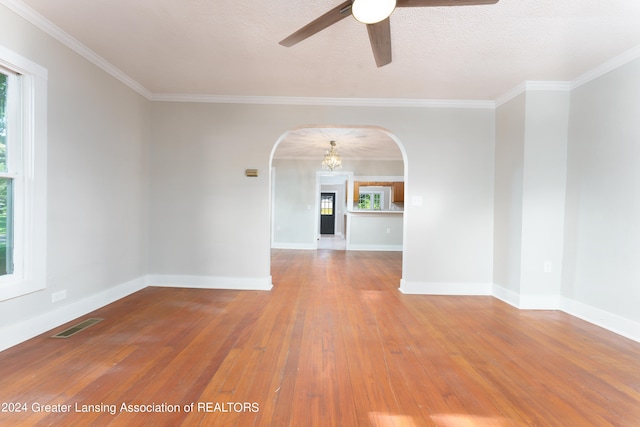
[269,124,408,278]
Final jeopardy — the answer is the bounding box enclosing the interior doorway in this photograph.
[319,189,347,250]
[316,173,350,251]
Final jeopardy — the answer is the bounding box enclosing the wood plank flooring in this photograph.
[1,249,640,426]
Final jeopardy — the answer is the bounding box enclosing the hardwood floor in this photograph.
[1,249,640,426]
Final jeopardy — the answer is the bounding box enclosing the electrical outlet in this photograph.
[386,227,391,234]
[543,261,552,273]
[51,290,67,303]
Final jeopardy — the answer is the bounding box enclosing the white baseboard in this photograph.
[0,276,147,353]
[492,284,562,310]
[492,284,521,307]
[3,275,637,353]
[399,280,493,295]
[519,295,563,310]
[347,244,403,252]
[0,273,272,352]
[492,284,639,343]
[273,242,402,252]
[404,282,639,343]
[561,297,640,343]
[271,242,316,250]
[147,274,273,291]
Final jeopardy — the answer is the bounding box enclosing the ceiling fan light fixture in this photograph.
[352,0,396,24]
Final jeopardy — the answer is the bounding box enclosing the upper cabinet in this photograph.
[392,181,404,203]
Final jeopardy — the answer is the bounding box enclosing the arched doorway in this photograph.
[269,125,408,254]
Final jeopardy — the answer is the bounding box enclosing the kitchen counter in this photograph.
[345,210,403,251]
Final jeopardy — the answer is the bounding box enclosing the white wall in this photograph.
[0,5,150,350]
[149,104,496,293]
[399,108,495,292]
[148,102,274,281]
[519,91,569,301]
[272,159,317,249]
[348,214,403,250]
[563,58,640,327]
[494,94,526,294]
[494,90,570,307]
[491,63,640,340]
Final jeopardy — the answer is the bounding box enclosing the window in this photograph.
[358,191,384,210]
[0,70,13,276]
[0,45,47,301]
[321,195,333,215]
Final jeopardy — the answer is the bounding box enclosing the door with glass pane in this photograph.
[320,193,335,235]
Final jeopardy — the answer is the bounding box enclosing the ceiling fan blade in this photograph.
[367,18,392,68]
[397,0,498,7]
[280,0,354,47]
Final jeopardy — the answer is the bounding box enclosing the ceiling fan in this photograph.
[280,0,499,68]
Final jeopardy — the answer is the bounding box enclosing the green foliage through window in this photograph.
[0,72,13,276]
[358,192,382,210]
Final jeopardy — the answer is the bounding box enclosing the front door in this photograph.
[320,193,336,235]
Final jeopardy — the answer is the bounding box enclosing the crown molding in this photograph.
[494,82,527,107]
[150,93,495,109]
[495,81,572,108]
[571,44,640,90]
[495,44,640,107]
[1,0,153,99]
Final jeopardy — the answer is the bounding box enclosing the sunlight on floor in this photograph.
[369,412,418,426]
[368,412,507,426]
[431,414,508,426]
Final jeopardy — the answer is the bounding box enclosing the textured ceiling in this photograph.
[12,0,640,100]
[274,126,403,161]
[7,0,640,158]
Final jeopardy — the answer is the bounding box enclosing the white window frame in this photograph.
[0,44,47,301]
[358,190,384,211]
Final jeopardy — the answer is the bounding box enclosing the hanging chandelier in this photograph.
[321,140,342,171]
